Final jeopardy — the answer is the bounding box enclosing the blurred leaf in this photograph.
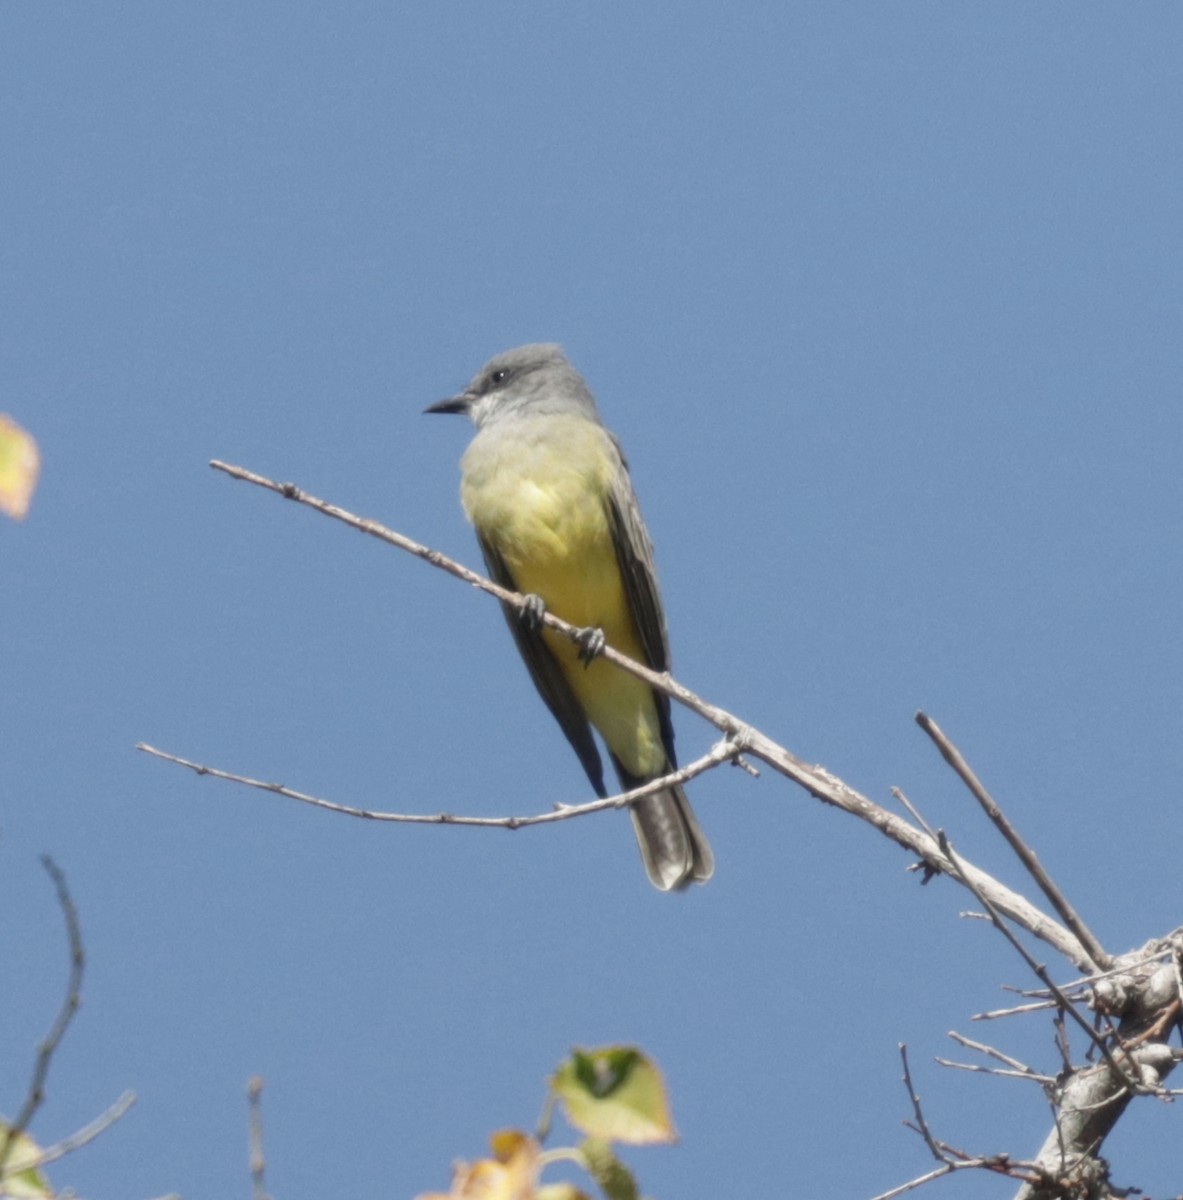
[551,1048,675,1145]
[0,415,40,521]
[416,1129,540,1200]
[578,1139,638,1200]
[535,1185,589,1200]
[0,1125,54,1198]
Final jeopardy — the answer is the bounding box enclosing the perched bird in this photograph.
[427,344,713,890]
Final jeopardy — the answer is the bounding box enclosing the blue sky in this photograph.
[2,4,1180,1197]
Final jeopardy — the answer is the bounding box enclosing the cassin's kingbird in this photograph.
[426,344,713,891]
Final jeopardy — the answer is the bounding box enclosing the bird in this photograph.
[426,344,713,890]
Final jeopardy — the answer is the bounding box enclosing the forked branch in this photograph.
[173,461,1093,972]
[0,858,139,1193]
[917,713,1111,971]
[0,857,85,1179]
[136,461,1182,1200]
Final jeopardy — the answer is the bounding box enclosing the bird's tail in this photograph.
[629,781,714,891]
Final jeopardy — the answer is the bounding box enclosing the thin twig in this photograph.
[946,1031,1041,1077]
[892,787,936,840]
[248,1077,270,1200]
[937,832,1142,1097]
[973,999,1059,1021]
[205,458,766,759]
[194,462,1095,970]
[998,962,1171,1014]
[731,756,760,778]
[20,1092,137,1172]
[0,857,85,1177]
[899,1045,945,1162]
[935,1059,1055,1083]
[1053,1011,1075,1075]
[916,713,1112,971]
[137,738,741,828]
[886,1046,1044,1200]
[1172,940,1183,1017]
[866,1163,955,1200]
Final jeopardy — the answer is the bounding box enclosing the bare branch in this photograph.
[936,831,1142,1098]
[867,1163,956,1200]
[1053,1011,1074,1077]
[194,464,1183,1200]
[22,1092,136,1171]
[0,864,141,1191]
[247,1077,270,1200]
[891,787,936,841]
[899,1044,946,1163]
[974,947,1181,1023]
[945,1031,1044,1078]
[886,1045,1046,1200]
[1013,1061,1137,1200]
[137,737,742,828]
[973,1000,1059,1021]
[916,713,1111,972]
[0,857,85,1178]
[935,1059,1054,1084]
[197,462,1095,971]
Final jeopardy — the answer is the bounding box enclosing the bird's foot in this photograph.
[576,625,606,666]
[519,593,547,632]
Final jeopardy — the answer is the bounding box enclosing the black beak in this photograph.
[424,393,471,415]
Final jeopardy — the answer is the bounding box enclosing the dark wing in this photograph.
[476,531,608,798]
[603,437,678,768]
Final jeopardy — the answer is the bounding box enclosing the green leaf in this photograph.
[550,1047,675,1145]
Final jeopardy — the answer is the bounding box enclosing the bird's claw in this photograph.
[576,625,606,666]
[519,593,547,632]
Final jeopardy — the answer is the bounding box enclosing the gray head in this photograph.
[425,343,600,429]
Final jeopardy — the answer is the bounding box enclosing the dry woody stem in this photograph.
[132,461,1183,1200]
[1,858,138,1189]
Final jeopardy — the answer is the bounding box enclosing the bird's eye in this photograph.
[490,369,508,386]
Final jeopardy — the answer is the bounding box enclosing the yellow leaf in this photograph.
[416,1129,540,1200]
[550,1048,675,1146]
[0,415,40,521]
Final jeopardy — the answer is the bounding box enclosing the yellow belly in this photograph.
[460,415,667,778]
